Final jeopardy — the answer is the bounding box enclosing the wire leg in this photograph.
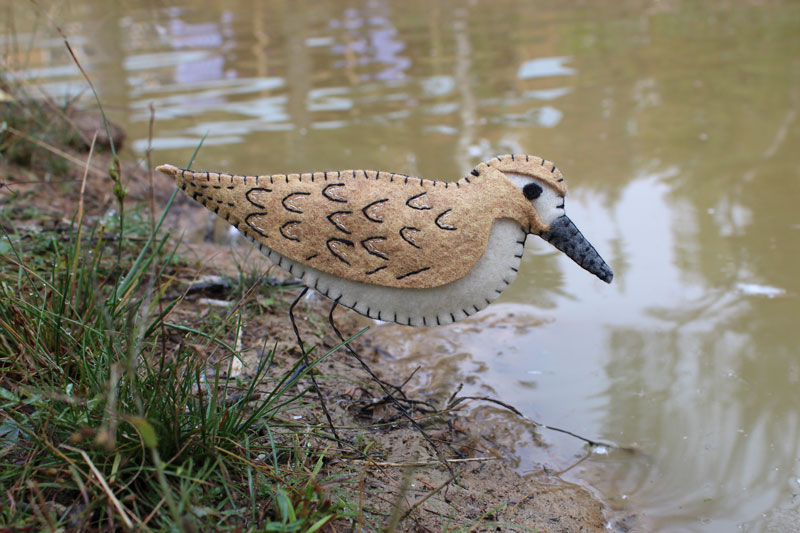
[289,287,341,444]
[328,300,454,476]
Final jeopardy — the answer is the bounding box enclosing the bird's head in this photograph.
[486,155,614,284]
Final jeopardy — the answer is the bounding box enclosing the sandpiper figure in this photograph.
[157,154,612,328]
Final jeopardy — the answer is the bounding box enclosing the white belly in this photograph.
[244,219,527,326]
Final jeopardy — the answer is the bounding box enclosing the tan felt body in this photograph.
[158,155,565,289]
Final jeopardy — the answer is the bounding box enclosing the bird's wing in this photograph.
[159,165,497,289]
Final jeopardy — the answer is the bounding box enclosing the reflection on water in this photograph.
[6,0,800,530]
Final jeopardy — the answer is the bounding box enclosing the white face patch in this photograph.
[503,172,565,226]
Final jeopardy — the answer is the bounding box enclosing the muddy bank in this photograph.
[184,246,615,531]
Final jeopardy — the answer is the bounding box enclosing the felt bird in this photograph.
[157,154,612,326]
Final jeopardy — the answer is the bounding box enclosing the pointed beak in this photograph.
[541,215,613,283]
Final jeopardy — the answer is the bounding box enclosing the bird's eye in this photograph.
[523,182,543,200]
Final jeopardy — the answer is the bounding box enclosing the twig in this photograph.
[4,126,106,176]
[449,391,620,449]
[25,480,56,531]
[352,457,498,467]
[400,475,456,523]
[146,103,156,228]
[448,395,524,417]
[446,383,464,407]
[62,445,135,529]
[384,467,415,533]
[75,132,96,227]
[289,287,341,445]
[329,301,456,478]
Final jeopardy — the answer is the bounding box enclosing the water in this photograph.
[5,0,800,530]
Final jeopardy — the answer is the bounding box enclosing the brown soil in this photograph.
[1,123,629,531]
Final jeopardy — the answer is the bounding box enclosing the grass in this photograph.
[0,167,357,530]
[0,58,361,528]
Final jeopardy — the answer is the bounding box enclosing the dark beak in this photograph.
[541,215,613,283]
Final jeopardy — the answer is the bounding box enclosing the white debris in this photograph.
[198,298,232,307]
[736,283,786,298]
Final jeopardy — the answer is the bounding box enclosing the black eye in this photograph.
[523,182,543,200]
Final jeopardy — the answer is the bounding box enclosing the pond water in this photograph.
[6,0,800,530]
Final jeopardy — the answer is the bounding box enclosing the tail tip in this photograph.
[156,164,179,176]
